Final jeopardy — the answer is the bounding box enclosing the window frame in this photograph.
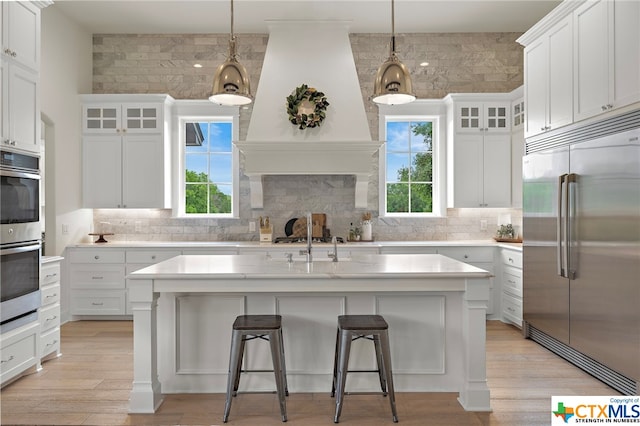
[378,101,446,217]
[173,101,240,218]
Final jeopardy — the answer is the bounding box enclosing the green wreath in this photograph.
[286,84,329,130]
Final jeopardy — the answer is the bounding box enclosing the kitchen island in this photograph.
[127,253,492,414]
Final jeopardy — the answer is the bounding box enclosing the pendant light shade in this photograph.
[372,0,415,105]
[209,0,252,106]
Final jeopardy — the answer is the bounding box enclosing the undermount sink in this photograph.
[268,255,352,262]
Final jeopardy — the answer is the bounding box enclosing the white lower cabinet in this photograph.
[1,322,39,386]
[40,257,63,362]
[125,249,181,314]
[499,247,523,327]
[38,256,63,361]
[436,247,497,317]
[69,249,126,316]
[66,243,515,324]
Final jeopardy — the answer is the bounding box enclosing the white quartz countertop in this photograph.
[68,239,522,251]
[128,253,492,280]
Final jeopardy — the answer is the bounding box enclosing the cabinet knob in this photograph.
[94,255,100,260]
[151,255,156,260]
[464,254,469,259]
[508,257,513,263]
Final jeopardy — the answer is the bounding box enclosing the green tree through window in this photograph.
[386,120,433,213]
[184,121,233,214]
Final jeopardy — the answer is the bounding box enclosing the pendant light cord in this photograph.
[390,0,396,55]
[230,0,235,41]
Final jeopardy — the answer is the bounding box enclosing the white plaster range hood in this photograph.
[236,21,381,209]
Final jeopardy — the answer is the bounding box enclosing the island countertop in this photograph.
[129,253,492,280]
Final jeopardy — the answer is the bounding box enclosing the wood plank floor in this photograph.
[1,320,618,425]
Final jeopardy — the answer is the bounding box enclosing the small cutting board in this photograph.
[292,214,326,238]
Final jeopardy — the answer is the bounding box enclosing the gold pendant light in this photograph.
[372,0,415,105]
[209,0,253,106]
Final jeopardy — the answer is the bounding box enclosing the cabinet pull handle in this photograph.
[46,316,58,322]
[46,273,58,278]
[508,279,516,284]
[507,307,515,313]
[91,302,104,306]
[1,356,15,363]
[45,293,58,299]
[46,340,58,348]
[91,276,104,280]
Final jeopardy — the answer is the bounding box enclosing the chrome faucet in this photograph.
[299,212,313,262]
[328,236,339,262]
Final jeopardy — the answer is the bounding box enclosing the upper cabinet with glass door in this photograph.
[454,101,511,133]
[82,103,164,134]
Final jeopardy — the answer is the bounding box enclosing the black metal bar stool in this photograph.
[331,314,398,423]
[223,315,288,423]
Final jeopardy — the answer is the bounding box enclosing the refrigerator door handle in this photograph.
[567,173,577,279]
[557,174,568,277]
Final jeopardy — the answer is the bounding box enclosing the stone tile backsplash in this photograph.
[90,32,524,242]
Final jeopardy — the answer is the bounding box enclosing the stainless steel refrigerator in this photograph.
[522,111,639,395]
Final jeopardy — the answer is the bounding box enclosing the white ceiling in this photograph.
[51,0,561,34]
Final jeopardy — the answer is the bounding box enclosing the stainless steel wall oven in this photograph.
[1,149,41,333]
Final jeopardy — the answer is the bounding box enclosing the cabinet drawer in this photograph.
[70,290,126,315]
[40,285,60,306]
[69,250,125,264]
[502,293,522,327]
[41,328,60,359]
[41,263,61,286]
[126,250,181,264]
[39,304,60,333]
[500,249,522,268]
[70,265,125,289]
[502,269,523,297]
[1,326,38,380]
[437,247,494,263]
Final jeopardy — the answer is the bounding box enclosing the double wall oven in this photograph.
[1,150,41,333]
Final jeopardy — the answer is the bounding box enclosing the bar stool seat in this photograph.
[223,315,288,423]
[331,314,398,423]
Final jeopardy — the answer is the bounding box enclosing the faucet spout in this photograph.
[299,212,313,263]
[329,236,339,262]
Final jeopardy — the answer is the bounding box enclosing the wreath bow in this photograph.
[286,84,329,130]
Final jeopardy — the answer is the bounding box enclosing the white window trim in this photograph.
[378,100,447,217]
[172,100,240,218]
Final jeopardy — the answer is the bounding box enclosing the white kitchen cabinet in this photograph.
[82,103,164,134]
[522,14,573,138]
[1,2,41,71]
[1,47,39,154]
[124,249,181,314]
[0,321,39,387]
[436,246,497,317]
[511,91,525,209]
[81,95,173,208]
[454,102,510,134]
[40,257,63,363]
[68,249,126,316]
[451,132,511,208]
[446,94,512,208]
[574,0,640,121]
[499,247,522,327]
[0,1,42,154]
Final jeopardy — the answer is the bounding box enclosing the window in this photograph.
[182,118,236,216]
[381,114,442,216]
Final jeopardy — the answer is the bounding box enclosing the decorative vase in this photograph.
[361,221,372,241]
